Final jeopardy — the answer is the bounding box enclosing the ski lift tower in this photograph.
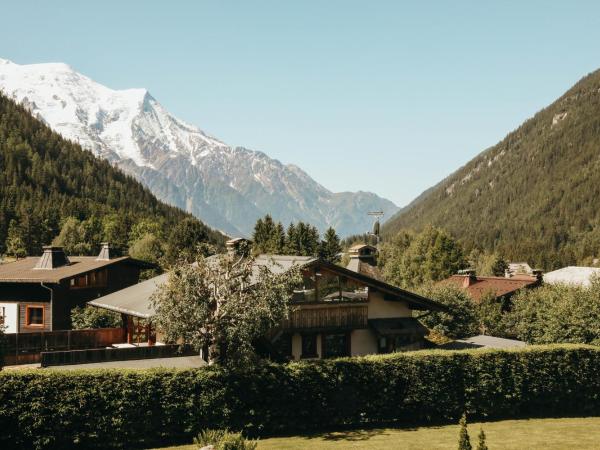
[367,210,384,248]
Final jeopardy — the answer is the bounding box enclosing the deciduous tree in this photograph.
[152,252,302,366]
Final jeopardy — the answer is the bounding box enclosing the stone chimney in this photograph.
[458,269,477,287]
[34,246,71,270]
[226,238,250,257]
[348,244,377,267]
[532,269,543,282]
[96,242,112,261]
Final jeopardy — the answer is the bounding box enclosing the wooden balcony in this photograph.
[282,302,368,331]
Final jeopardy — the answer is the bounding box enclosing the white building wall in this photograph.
[367,290,411,319]
[291,333,302,360]
[0,302,18,333]
[350,329,378,356]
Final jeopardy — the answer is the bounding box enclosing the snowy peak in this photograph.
[0,57,398,236]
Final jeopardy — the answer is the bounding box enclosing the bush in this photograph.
[70,306,121,329]
[507,281,600,344]
[418,284,479,338]
[1,345,600,448]
[193,429,257,450]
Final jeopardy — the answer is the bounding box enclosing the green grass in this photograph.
[154,417,600,449]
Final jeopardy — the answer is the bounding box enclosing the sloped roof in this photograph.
[346,258,384,281]
[543,266,600,287]
[88,273,168,319]
[0,256,135,283]
[438,274,538,302]
[89,254,445,318]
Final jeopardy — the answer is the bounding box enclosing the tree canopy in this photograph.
[379,226,466,289]
[251,215,340,259]
[151,252,302,367]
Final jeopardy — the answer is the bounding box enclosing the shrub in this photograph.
[70,306,121,329]
[476,427,488,450]
[1,345,600,448]
[457,413,472,450]
[507,281,600,344]
[418,284,479,338]
[193,429,257,450]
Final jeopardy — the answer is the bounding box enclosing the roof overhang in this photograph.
[303,259,445,311]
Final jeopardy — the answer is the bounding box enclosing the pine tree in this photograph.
[285,223,299,254]
[458,413,472,450]
[476,428,488,450]
[269,222,286,254]
[5,219,27,259]
[320,227,342,262]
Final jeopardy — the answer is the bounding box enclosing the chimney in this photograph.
[348,244,377,266]
[458,269,477,287]
[34,246,71,270]
[532,269,543,282]
[96,242,112,261]
[226,238,250,257]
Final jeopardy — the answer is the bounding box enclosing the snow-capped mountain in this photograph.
[0,58,398,236]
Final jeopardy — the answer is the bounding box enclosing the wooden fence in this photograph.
[41,344,196,367]
[1,328,126,365]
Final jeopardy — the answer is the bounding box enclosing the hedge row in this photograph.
[2,345,600,448]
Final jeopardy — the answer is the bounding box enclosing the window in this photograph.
[69,269,107,289]
[377,335,415,354]
[322,333,350,358]
[301,333,318,358]
[25,305,44,327]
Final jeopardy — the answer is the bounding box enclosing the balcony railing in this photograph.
[282,303,368,331]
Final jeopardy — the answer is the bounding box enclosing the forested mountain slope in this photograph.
[0,92,225,256]
[383,69,600,269]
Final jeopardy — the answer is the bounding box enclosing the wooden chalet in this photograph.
[0,244,148,333]
[88,239,444,359]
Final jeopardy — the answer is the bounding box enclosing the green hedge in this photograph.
[1,345,600,449]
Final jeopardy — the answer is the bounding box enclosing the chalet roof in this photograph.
[88,273,168,319]
[543,266,600,287]
[0,255,136,284]
[438,274,538,302]
[345,258,384,281]
[89,253,445,318]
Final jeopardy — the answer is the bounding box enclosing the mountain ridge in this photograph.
[383,68,600,269]
[0,58,398,237]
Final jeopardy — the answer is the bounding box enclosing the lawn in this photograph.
[154,417,600,449]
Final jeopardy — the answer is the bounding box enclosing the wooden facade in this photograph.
[282,303,368,331]
[0,252,146,333]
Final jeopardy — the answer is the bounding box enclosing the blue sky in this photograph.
[1,1,600,207]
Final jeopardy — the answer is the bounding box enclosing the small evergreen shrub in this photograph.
[193,429,257,450]
[458,414,472,450]
[476,427,488,450]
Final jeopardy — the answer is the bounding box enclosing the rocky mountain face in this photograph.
[0,58,398,237]
[383,68,600,269]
